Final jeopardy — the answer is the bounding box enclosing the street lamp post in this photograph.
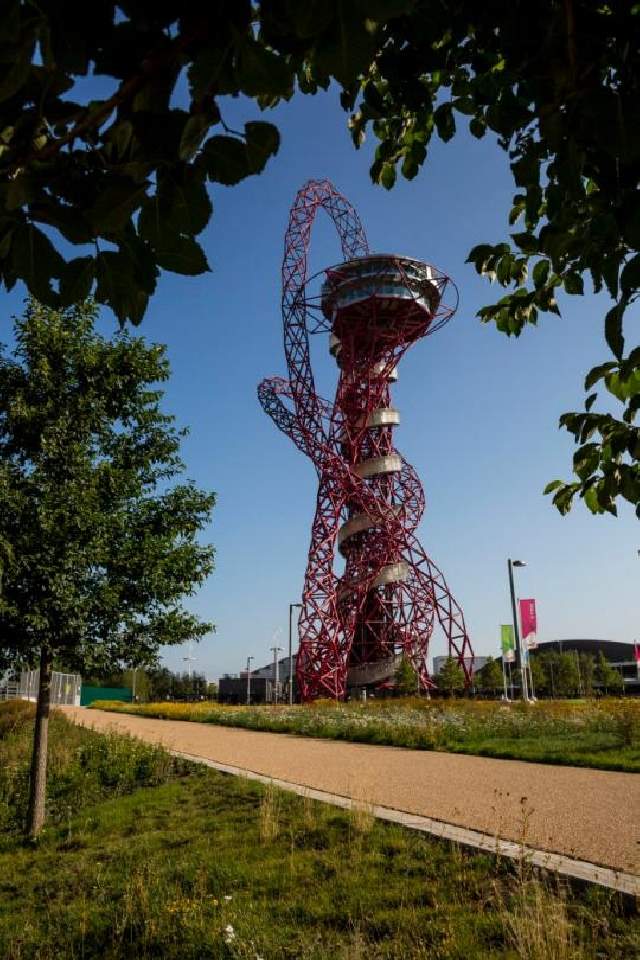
[271,645,283,704]
[508,558,529,702]
[288,603,303,705]
[246,656,254,706]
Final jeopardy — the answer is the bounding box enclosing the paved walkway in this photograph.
[63,707,639,875]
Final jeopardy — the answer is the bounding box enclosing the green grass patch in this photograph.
[91,697,640,773]
[0,701,191,840]
[0,702,638,959]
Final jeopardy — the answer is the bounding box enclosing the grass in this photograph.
[90,696,640,773]
[0,699,192,838]
[0,701,638,959]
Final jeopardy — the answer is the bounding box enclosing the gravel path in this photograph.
[63,707,639,874]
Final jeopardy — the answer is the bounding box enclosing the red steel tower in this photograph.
[259,180,473,700]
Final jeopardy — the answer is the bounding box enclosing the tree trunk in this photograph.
[26,645,53,839]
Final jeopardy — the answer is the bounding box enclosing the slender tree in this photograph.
[437,657,465,698]
[578,653,595,697]
[476,657,504,698]
[0,300,215,837]
[528,656,548,697]
[393,656,419,696]
[555,653,580,697]
[595,651,624,695]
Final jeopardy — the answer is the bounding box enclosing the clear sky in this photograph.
[3,85,637,680]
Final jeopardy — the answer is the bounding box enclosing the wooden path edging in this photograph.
[170,749,640,898]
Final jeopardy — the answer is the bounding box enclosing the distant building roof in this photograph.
[536,639,634,661]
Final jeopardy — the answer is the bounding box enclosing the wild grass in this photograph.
[91,696,640,773]
[0,702,637,959]
[0,701,191,840]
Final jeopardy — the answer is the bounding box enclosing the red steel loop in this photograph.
[259,179,473,700]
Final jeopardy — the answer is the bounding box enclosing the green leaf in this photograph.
[290,0,336,38]
[140,176,212,242]
[583,486,602,514]
[103,119,134,160]
[11,222,64,305]
[60,257,95,305]
[96,251,149,325]
[379,162,396,190]
[469,116,486,139]
[585,361,616,390]
[30,202,94,245]
[508,196,525,225]
[452,96,475,116]
[245,121,280,174]
[179,114,212,161]
[236,37,293,98]
[601,257,619,300]
[511,232,538,254]
[604,302,625,360]
[312,8,378,85]
[0,43,32,102]
[203,136,250,186]
[401,154,419,180]
[585,392,598,412]
[543,480,562,494]
[434,103,455,142]
[155,236,209,275]
[6,174,35,210]
[620,253,640,295]
[563,272,584,295]
[88,182,147,236]
[532,259,549,289]
[573,443,600,481]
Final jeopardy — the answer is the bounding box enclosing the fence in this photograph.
[10,669,82,706]
[0,680,18,701]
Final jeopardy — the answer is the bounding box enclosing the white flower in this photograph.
[224,895,232,901]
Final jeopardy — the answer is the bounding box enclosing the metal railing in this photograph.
[0,670,82,706]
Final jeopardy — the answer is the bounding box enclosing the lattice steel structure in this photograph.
[259,180,473,700]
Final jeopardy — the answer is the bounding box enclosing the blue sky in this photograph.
[4,85,637,679]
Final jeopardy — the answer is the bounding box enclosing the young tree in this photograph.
[579,653,595,698]
[393,656,419,696]
[539,652,561,698]
[476,657,504,698]
[528,656,548,697]
[595,651,624,695]
[437,657,465,698]
[555,653,580,698]
[0,300,215,837]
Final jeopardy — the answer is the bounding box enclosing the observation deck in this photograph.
[321,254,441,351]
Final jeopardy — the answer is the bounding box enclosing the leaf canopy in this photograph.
[0,300,215,673]
[0,1,638,514]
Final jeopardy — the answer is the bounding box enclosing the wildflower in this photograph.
[224,923,236,944]
[224,894,232,901]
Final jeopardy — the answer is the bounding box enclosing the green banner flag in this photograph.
[501,624,515,662]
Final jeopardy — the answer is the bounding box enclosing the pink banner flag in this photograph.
[634,642,640,664]
[519,598,538,649]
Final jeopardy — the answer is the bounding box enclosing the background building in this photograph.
[432,655,490,677]
[532,639,638,692]
[219,655,297,704]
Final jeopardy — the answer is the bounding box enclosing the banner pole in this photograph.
[508,559,528,702]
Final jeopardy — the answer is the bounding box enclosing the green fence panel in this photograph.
[80,686,133,706]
